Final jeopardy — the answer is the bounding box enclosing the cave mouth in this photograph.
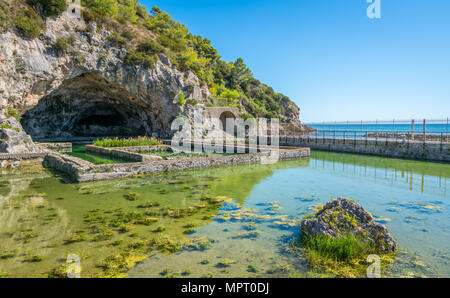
[21,72,153,140]
[70,104,139,137]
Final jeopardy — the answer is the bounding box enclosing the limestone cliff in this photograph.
[1,13,210,141]
[0,8,311,153]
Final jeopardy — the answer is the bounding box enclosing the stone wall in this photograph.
[204,107,239,119]
[39,142,72,152]
[280,137,450,162]
[0,153,46,160]
[44,147,310,182]
[85,145,169,162]
[42,152,94,179]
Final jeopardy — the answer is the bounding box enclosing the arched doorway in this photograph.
[219,111,236,133]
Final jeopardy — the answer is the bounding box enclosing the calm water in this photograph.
[0,151,449,278]
[66,145,130,165]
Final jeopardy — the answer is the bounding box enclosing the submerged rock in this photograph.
[301,198,397,253]
[0,117,38,153]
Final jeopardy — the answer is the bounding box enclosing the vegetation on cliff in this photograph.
[0,0,300,121]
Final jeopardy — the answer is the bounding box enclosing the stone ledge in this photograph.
[0,153,47,160]
[39,142,72,152]
[44,146,310,182]
[85,145,168,162]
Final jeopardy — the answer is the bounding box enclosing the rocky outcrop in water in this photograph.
[301,198,397,253]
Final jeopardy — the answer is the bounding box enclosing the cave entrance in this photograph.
[71,104,134,137]
[21,73,152,140]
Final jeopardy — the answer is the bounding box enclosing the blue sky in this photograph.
[142,0,450,122]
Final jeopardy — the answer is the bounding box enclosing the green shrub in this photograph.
[239,113,254,120]
[82,0,119,18]
[107,32,126,48]
[137,40,163,54]
[125,50,158,68]
[186,99,198,106]
[117,1,138,23]
[15,7,43,38]
[0,1,10,30]
[157,35,185,52]
[177,93,186,105]
[5,107,21,121]
[93,136,162,147]
[28,0,67,17]
[54,35,75,53]
[121,29,135,40]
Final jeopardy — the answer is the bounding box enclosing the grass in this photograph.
[93,137,162,148]
[300,233,376,262]
[297,232,395,278]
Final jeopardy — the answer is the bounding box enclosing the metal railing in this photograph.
[297,118,450,144]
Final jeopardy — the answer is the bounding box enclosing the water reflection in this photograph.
[310,151,449,198]
[1,153,449,278]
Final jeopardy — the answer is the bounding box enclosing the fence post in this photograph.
[447,118,449,143]
[365,131,368,148]
[375,120,378,148]
[411,119,415,141]
[423,119,426,142]
[393,119,396,144]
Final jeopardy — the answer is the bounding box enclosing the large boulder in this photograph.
[0,117,39,153]
[301,198,397,253]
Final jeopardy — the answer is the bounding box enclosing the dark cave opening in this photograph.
[69,105,145,137]
[75,107,126,128]
[21,72,154,140]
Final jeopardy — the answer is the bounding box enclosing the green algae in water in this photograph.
[66,145,130,165]
[1,152,449,278]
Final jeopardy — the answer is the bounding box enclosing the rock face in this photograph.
[301,198,397,253]
[0,13,209,140]
[0,117,38,153]
[0,12,309,143]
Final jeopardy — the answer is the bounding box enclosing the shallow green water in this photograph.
[0,151,449,278]
[66,145,130,164]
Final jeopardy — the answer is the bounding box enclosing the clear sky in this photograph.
[142,0,450,123]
